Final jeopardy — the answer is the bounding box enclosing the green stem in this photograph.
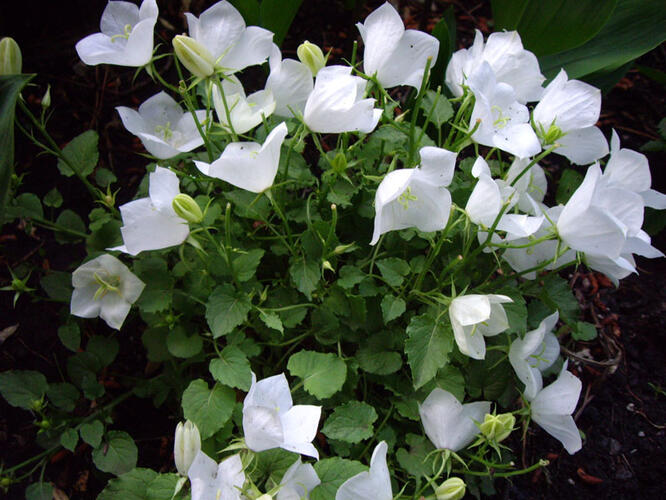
[407,57,433,167]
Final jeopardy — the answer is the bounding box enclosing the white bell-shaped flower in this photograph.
[212,76,276,135]
[188,451,245,500]
[356,2,439,89]
[76,0,158,67]
[242,372,321,459]
[371,146,456,245]
[70,254,145,330]
[113,167,190,255]
[531,362,582,454]
[465,157,517,228]
[335,441,392,500]
[449,293,513,360]
[195,122,288,193]
[116,92,206,159]
[266,44,314,118]
[419,388,491,451]
[277,458,320,500]
[505,157,547,214]
[304,66,381,134]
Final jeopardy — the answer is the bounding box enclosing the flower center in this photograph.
[397,186,418,210]
[491,105,511,129]
[93,272,121,300]
[110,24,133,43]
[155,121,174,141]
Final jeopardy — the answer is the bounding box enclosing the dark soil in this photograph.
[1,1,664,499]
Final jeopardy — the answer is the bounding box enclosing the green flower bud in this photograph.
[331,152,347,174]
[480,412,515,443]
[540,122,564,145]
[297,40,326,76]
[41,84,51,109]
[256,495,272,500]
[174,420,201,476]
[173,35,214,79]
[435,477,466,500]
[0,37,22,75]
[172,194,203,224]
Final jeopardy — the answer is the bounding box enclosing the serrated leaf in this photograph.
[556,168,584,205]
[43,188,63,208]
[310,458,366,500]
[537,274,579,325]
[209,345,252,391]
[251,448,300,486]
[181,379,236,439]
[380,295,406,324]
[167,327,203,358]
[376,258,410,287]
[233,248,265,282]
[321,401,378,444]
[60,428,78,451]
[289,256,319,299]
[0,370,48,409]
[206,284,252,338]
[134,257,174,313]
[57,130,99,177]
[259,311,284,334]
[97,468,156,500]
[405,314,454,389]
[396,434,436,478]
[337,265,365,289]
[92,431,138,476]
[46,383,79,412]
[573,321,598,341]
[356,348,402,375]
[434,365,466,402]
[287,350,347,399]
[421,89,453,126]
[80,420,104,448]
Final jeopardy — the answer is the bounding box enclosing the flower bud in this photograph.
[172,194,203,224]
[0,37,22,75]
[174,420,201,476]
[173,35,214,79]
[41,84,51,109]
[480,412,515,443]
[331,152,347,174]
[256,495,272,500]
[435,477,466,500]
[297,41,326,76]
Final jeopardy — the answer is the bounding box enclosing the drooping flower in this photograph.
[242,372,321,458]
[188,451,245,500]
[303,66,381,134]
[277,458,320,500]
[335,441,392,500]
[195,122,288,193]
[446,29,544,103]
[183,0,273,74]
[509,311,560,400]
[419,388,491,451]
[530,362,582,454]
[371,146,456,245]
[212,76,276,135]
[449,293,513,360]
[266,45,314,118]
[356,2,439,89]
[116,92,206,159]
[465,157,517,228]
[75,0,158,67]
[70,254,145,330]
[532,69,608,164]
[174,420,201,476]
[113,167,190,255]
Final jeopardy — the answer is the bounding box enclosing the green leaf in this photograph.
[289,256,319,299]
[537,274,580,325]
[181,379,236,439]
[58,321,80,351]
[80,420,104,448]
[434,365,466,402]
[95,168,117,188]
[226,189,271,220]
[40,271,72,302]
[93,431,138,476]
[57,130,99,177]
[233,248,264,282]
[260,0,304,46]
[405,314,454,389]
[252,448,299,486]
[376,258,410,287]
[420,90,453,127]
[467,351,512,401]
[380,295,406,324]
[259,310,284,334]
[0,370,48,409]
[321,401,378,444]
[98,468,157,500]
[556,168,585,205]
[206,284,252,338]
[46,383,80,412]
[60,427,78,452]
[43,188,63,208]
[209,345,252,391]
[229,0,260,26]
[25,482,53,500]
[356,348,402,375]
[497,289,527,334]
[430,7,456,88]
[55,209,86,242]
[167,327,203,358]
[337,265,365,289]
[573,321,598,341]
[8,192,43,220]
[396,433,436,478]
[287,350,347,399]
[141,327,171,362]
[310,458,366,500]
[134,257,174,313]
[87,335,119,367]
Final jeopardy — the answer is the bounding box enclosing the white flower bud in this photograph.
[297,41,326,76]
[174,420,201,476]
[0,37,22,75]
[435,477,466,500]
[172,193,203,224]
[173,35,214,79]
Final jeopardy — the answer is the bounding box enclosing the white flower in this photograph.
[509,311,560,400]
[531,362,582,454]
[76,0,158,67]
[212,76,276,135]
[335,441,392,500]
[195,122,288,193]
[116,92,206,159]
[465,157,517,228]
[532,70,608,164]
[446,29,544,103]
[505,157,547,214]
[371,146,456,245]
[174,420,201,476]
[70,254,145,330]
[266,45,314,117]
[277,458,320,500]
[449,293,513,360]
[113,167,190,255]
[467,62,541,158]
[242,372,321,459]
[188,451,245,500]
[419,388,491,451]
[304,66,381,134]
[356,2,439,89]
[184,0,273,74]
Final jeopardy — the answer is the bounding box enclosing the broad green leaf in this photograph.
[80,420,104,448]
[226,189,271,220]
[356,348,402,375]
[92,431,138,476]
[209,345,252,391]
[380,295,406,324]
[25,482,53,500]
[166,327,203,358]
[311,458,366,500]
[376,258,410,287]
[434,365,466,402]
[87,335,119,367]
[420,89,453,127]
[321,401,378,444]
[57,130,99,177]
[54,209,86,242]
[337,265,365,289]
[141,327,171,362]
[60,428,78,452]
[259,311,284,334]
[46,383,79,412]
[287,350,347,399]
[95,168,117,188]
[251,448,299,486]
[573,321,598,341]
[40,271,72,302]
[43,188,63,208]
[289,256,319,299]
[497,289,527,334]
[134,257,173,313]
[233,248,264,282]
[181,379,236,439]
[146,473,187,500]
[467,351,512,401]
[556,168,584,205]
[0,370,48,409]
[260,0,304,46]
[206,284,252,338]
[536,274,580,325]
[396,433,436,478]
[58,321,80,351]
[98,468,187,500]
[229,0,260,26]
[405,314,454,389]
[8,192,43,220]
